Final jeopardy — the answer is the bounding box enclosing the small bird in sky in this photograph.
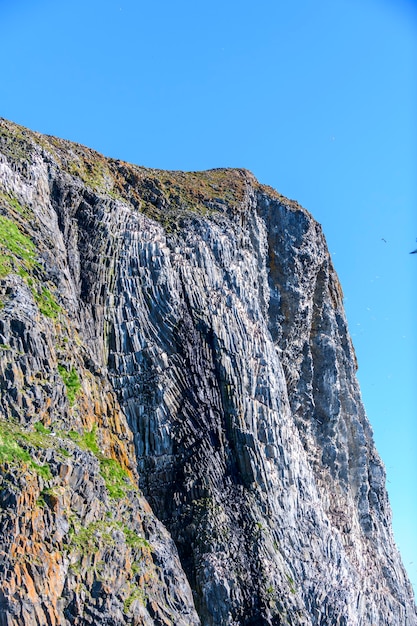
[410,239,417,254]
[381,238,387,243]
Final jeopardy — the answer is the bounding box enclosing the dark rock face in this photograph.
[0,117,415,625]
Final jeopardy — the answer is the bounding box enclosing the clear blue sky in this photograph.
[1,0,416,593]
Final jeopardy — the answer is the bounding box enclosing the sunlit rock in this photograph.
[0,118,415,625]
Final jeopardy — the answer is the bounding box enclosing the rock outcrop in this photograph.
[0,117,415,625]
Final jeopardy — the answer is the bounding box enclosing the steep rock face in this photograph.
[0,121,199,626]
[0,118,415,625]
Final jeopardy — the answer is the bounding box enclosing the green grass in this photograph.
[286,574,296,594]
[34,422,51,434]
[0,423,52,480]
[83,426,101,455]
[122,526,151,551]
[0,191,24,214]
[123,587,146,613]
[67,157,106,190]
[68,519,151,557]
[58,364,81,405]
[68,430,81,443]
[0,429,32,464]
[0,191,34,220]
[0,212,61,321]
[0,215,37,277]
[32,461,52,480]
[0,416,135,498]
[32,286,61,319]
[67,425,134,499]
[0,123,33,161]
[36,495,46,508]
[68,520,115,554]
[68,425,100,455]
[99,457,131,498]
[0,213,61,316]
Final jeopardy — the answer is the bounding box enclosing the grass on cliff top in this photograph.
[38,132,252,217]
[0,120,35,162]
[112,165,253,227]
[1,118,304,237]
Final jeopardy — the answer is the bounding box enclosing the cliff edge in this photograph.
[0,118,415,625]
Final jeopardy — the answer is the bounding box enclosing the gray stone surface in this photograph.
[0,117,415,625]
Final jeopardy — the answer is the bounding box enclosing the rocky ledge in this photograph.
[0,118,415,625]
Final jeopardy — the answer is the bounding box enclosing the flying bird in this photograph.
[411,238,417,254]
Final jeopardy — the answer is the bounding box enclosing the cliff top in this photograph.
[0,117,305,228]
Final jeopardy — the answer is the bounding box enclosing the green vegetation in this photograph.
[0,122,33,161]
[58,364,81,405]
[37,487,59,508]
[0,199,61,320]
[32,286,61,319]
[33,461,52,480]
[0,191,34,221]
[68,425,135,499]
[65,516,151,614]
[286,574,296,594]
[18,424,55,449]
[83,426,101,455]
[0,215,37,277]
[68,519,116,554]
[0,191,25,215]
[68,425,100,455]
[0,428,32,465]
[67,155,109,191]
[123,586,146,613]
[62,147,124,200]
[99,457,131,498]
[68,519,151,558]
[34,422,51,434]
[0,414,135,500]
[36,495,46,508]
[122,526,151,551]
[0,421,52,480]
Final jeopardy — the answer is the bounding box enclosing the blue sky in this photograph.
[1,0,416,593]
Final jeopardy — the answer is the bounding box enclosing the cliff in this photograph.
[0,117,415,625]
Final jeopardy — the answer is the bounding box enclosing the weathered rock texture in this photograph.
[0,117,415,625]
